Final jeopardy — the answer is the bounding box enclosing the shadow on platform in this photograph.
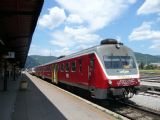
[0,74,67,120]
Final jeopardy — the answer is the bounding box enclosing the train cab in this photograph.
[95,39,140,98]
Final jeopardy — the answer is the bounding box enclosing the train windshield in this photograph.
[104,56,136,69]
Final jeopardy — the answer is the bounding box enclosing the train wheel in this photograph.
[123,90,129,99]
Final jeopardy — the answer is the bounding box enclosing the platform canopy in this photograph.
[0,0,44,68]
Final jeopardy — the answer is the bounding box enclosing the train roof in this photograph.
[37,45,99,67]
[34,39,134,68]
[36,47,133,68]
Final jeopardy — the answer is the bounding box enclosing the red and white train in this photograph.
[33,39,140,99]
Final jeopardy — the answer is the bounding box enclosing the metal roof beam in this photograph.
[0,10,36,16]
[8,35,29,39]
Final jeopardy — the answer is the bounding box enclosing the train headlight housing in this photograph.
[116,44,120,49]
[109,80,112,85]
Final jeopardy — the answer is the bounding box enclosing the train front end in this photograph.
[98,39,140,99]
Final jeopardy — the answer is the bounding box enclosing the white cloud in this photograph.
[49,30,75,48]
[129,22,160,51]
[29,44,93,57]
[150,44,160,49]
[38,7,66,29]
[56,0,136,31]
[64,26,100,43]
[64,26,89,37]
[29,45,51,56]
[66,14,83,24]
[37,0,138,56]
[129,22,160,41]
[128,0,137,4]
[29,44,72,56]
[135,0,160,51]
[137,0,160,15]
[75,44,93,51]
[53,47,72,56]
[49,26,101,55]
[150,41,160,49]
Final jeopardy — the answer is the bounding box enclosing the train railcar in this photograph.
[28,68,36,75]
[34,39,140,99]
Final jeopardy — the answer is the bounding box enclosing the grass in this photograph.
[140,69,160,74]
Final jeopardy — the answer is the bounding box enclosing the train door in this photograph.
[88,54,95,86]
[51,64,54,83]
[53,64,58,84]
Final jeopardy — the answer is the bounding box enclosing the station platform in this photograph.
[0,72,119,120]
[0,74,66,120]
[0,75,19,120]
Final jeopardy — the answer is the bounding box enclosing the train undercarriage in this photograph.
[90,86,140,100]
[108,86,140,99]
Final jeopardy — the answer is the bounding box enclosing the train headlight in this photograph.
[109,80,112,85]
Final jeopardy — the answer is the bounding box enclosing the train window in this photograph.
[103,56,136,69]
[66,62,70,72]
[71,61,76,72]
[61,63,64,72]
[79,59,82,72]
[57,64,60,71]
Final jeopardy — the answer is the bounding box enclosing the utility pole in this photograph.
[145,55,148,65]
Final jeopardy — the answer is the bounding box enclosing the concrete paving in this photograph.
[0,76,19,120]
[0,74,66,120]
[26,73,117,120]
[0,73,118,120]
[12,75,67,120]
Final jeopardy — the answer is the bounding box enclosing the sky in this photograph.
[28,0,160,57]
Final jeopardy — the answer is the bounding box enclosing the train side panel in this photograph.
[43,64,52,80]
[87,53,109,99]
[53,53,109,99]
[94,54,109,89]
[57,55,90,88]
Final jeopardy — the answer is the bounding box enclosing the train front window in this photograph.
[104,56,136,69]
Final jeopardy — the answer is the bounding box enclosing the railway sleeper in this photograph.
[135,85,148,93]
[141,85,160,92]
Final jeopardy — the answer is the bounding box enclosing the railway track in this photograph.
[140,75,160,79]
[138,91,160,98]
[90,98,160,120]
[114,100,160,120]
[146,90,160,96]
[141,77,160,81]
[141,80,160,83]
[58,83,160,120]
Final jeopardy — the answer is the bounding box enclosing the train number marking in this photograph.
[117,79,136,86]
